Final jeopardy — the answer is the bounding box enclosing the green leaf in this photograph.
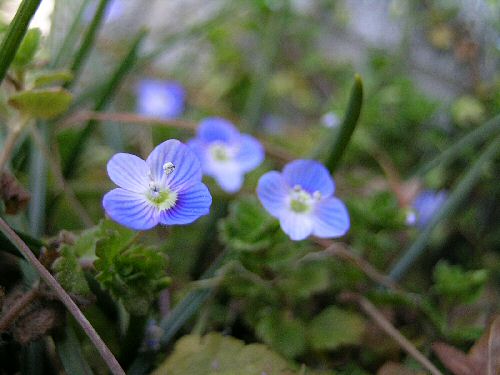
[308,306,365,350]
[52,246,92,297]
[8,88,72,119]
[34,70,73,88]
[151,333,321,375]
[255,309,307,358]
[94,220,171,315]
[218,196,279,252]
[433,261,488,304]
[13,27,41,67]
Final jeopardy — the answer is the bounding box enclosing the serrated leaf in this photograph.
[52,246,91,296]
[308,306,365,350]
[219,196,279,252]
[8,88,72,119]
[151,333,325,375]
[13,28,41,67]
[433,261,488,304]
[34,70,73,88]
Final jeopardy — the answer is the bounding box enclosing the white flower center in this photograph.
[289,185,321,213]
[209,142,233,162]
[146,163,177,210]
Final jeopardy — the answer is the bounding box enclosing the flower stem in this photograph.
[0,217,125,375]
[0,0,42,84]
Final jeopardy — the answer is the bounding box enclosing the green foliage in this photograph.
[308,306,365,350]
[432,261,488,304]
[8,88,72,119]
[33,70,73,88]
[151,333,331,375]
[12,28,41,68]
[218,195,280,251]
[94,220,171,315]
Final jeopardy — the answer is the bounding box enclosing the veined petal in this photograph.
[206,160,244,193]
[236,134,265,173]
[312,197,350,238]
[146,139,202,191]
[198,117,239,143]
[107,153,149,193]
[103,188,159,230]
[282,159,334,197]
[159,182,212,225]
[257,171,288,217]
[279,211,314,241]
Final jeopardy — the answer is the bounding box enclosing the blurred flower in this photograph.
[409,190,447,228]
[257,160,350,241]
[187,117,264,193]
[136,79,185,119]
[321,111,341,129]
[103,139,212,230]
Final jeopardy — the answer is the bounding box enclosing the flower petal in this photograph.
[413,190,447,227]
[186,139,208,169]
[257,171,288,217]
[159,182,212,225]
[146,139,202,191]
[107,153,149,193]
[279,211,314,241]
[103,188,159,230]
[198,117,239,143]
[212,166,245,193]
[282,159,334,197]
[312,197,350,238]
[235,134,264,172]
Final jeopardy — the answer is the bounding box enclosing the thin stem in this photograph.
[389,135,500,281]
[29,125,94,227]
[0,217,125,375]
[0,286,39,332]
[343,293,443,375]
[312,238,399,291]
[0,124,23,172]
[64,0,111,88]
[0,0,42,84]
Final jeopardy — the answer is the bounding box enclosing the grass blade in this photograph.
[323,74,363,173]
[389,135,500,281]
[0,0,42,84]
[54,325,93,375]
[62,29,147,179]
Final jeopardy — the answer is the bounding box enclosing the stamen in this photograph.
[313,191,322,200]
[163,162,175,175]
[293,184,302,192]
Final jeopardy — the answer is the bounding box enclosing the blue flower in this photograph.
[257,160,350,241]
[103,139,212,230]
[187,117,264,193]
[84,0,124,23]
[410,190,447,228]
[136,79,185,119]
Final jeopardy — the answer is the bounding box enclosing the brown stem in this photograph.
[343,293,443,375]
[0,286,39,332]
[0,217,125,375]
[313,238,399,291]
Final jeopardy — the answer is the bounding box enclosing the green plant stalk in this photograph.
[0,0,42,84]
[28,123,48,236]
[51,0,92,68]
[119,314,148,369]
[414,113,500,176]
[62,29,147,179]
[389,135,500,281]
[54,325,93,375]
[0,217,125,375]
[64,0,111,88]
[127,251,229,375]
[243,8,287,131]
[323,74,363,173]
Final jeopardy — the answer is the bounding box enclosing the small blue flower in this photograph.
[103,139,212,230]
[410,190,447,228]
[136,79,185,119]
[257,160,350,241]
[187,117,264,193]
